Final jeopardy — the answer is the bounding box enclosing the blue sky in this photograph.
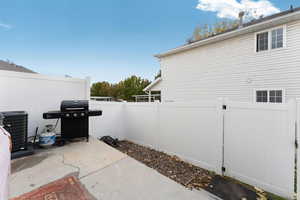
[0,0,299,83]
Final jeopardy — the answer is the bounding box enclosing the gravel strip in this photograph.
[115,140,284,200]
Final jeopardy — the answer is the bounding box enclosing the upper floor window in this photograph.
[256,90,268,102]
[257,32,269,52]
[269,90,282,103]
[272,28,283,49]
[255,89,284,103]
[256,26,285,52]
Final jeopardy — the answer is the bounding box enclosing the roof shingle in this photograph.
[0,60,36,74]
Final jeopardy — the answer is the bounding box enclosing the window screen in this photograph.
[257,32,269,52]
[256,90,268,102]
[272,28,283,49]
[269,90,282,103]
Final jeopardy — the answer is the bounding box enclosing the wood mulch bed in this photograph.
[115,140,285,200]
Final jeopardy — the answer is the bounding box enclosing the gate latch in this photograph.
[222,166,226,173]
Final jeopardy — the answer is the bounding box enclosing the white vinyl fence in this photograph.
[124,101,223,174]
[0,70,90,136]
[0,70,297,198]
[89,101,126,140]
[223,100,296,198]
[90,100,297,199]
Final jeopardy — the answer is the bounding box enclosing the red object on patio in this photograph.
[11,176,95,200]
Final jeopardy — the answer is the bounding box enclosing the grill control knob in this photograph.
[81,113,85,117]
[66,114,70,117]
[73,113,78,117]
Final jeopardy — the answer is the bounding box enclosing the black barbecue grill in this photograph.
[43,100,102,141]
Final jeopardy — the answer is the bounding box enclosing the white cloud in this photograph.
[196,0,280,19]
[0,23,12,29]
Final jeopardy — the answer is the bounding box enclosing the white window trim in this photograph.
[254,25,287,53]
[253,88,286,103]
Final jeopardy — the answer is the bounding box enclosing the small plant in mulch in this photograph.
[115,140,286,200]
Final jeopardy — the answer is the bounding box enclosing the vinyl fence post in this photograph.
[122,101,127,140]
[216,97,225,175]
[286,99,297,199]
[156,100,161,150]
[85,76,91,100]
[295,98,300,200]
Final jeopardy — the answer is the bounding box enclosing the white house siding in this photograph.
[160,20,300,103]
[150,80,163,91]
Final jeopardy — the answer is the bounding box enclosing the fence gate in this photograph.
[222,100,296,198]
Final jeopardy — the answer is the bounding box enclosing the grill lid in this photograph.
[61,100,88,111]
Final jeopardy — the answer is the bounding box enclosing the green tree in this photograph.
[117,76,151,101]
[189,19,239,43]
[91,81,113,97]
[193,26,202,41]
[90,76,151,102]
[213,20,239,34]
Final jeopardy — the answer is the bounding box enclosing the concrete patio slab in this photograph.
[50,138,127,178]
[10,153,76,198]
[10,138,127,198]
[9,137,218,200]
[81,157,218,200]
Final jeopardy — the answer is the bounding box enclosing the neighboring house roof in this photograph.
[0,60,36,73]
[155,7,300,58]
[143,78,162,92]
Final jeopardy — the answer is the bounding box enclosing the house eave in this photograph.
[143,78,162,92]
[155,10,300,58]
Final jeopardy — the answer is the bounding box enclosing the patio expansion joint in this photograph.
[58,153,81,175]
[79,156,128,180]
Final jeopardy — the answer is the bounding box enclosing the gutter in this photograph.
[155,10,300,58]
